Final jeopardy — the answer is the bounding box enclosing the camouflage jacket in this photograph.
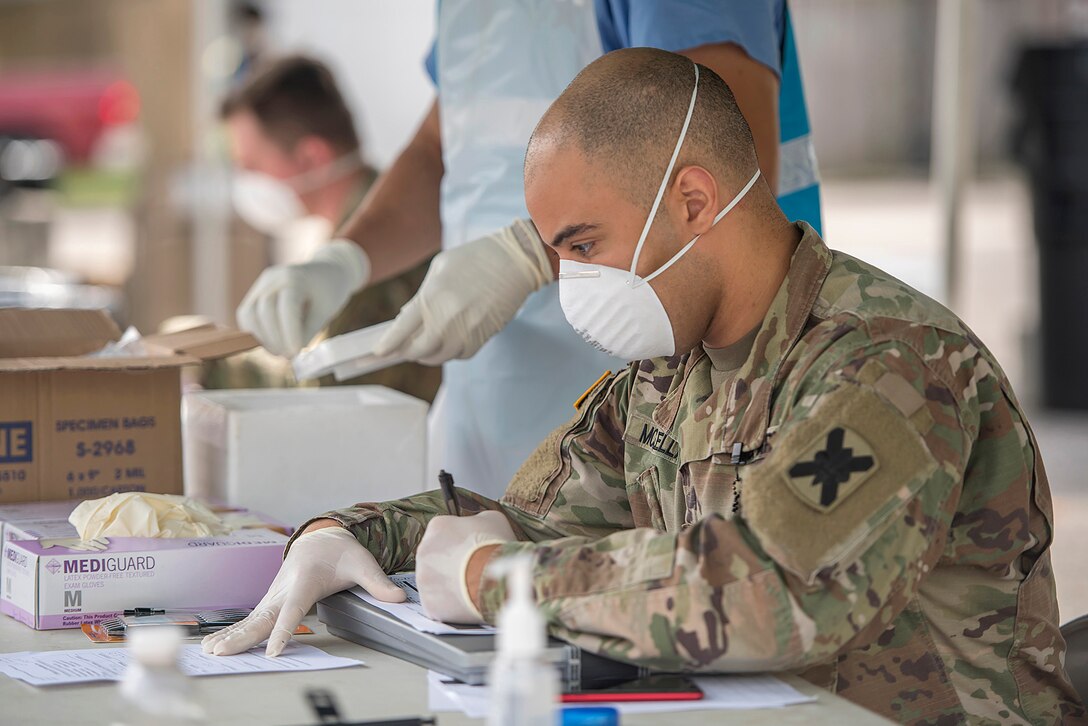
[299,223,1085,725]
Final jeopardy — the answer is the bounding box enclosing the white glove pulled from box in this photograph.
[237,239,371,358]
[372,220,552,365]
[71,493,230,539]
[202,527,405,657]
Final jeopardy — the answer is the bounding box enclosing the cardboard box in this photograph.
[1,527,289,630]
[0,309,255,503]
[183,386,428,528]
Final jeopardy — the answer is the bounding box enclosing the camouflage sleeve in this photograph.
[475,342,971,672]
[286,488,510,573]
[283,366,635,571]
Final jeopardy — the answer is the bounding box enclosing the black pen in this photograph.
[438,469,463,516]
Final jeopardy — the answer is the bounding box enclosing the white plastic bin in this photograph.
[182,386,428,528]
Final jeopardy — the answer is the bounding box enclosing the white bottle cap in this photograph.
[127,625,184,667]
[491,555,545,660]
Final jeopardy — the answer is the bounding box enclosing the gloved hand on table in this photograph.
[202,526,405,657]
[372,219,554,365]
[415,511,517,624]
[236,239,371,358]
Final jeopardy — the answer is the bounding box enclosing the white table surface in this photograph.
[0,613,893,725]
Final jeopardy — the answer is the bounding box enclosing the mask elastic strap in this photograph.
[640,167,761,286]
[627,64,700,284]
[287,150,364,194]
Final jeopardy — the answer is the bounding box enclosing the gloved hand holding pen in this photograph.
[415,511,516,624]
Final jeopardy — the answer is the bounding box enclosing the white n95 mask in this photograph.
[232,152,363,234]
[558,63,761,361]
[231,171,307,234]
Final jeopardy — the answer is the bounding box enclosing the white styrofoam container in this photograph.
[182,386,428,529]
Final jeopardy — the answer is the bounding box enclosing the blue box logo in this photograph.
[0,421,32,463]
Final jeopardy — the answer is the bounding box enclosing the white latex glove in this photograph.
[201,527,404,657]
[236,239,371,357]
[372,219,553,365]
[415,511,516,624]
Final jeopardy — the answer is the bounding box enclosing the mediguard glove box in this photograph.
[0,309,257,504]
[1,526,289,630]
[182,386,428,529]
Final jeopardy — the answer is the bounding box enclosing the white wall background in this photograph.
[265,0,437,169]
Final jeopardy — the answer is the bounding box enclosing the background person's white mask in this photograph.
[558,63,761,361]
[231,171,307,234]
[231,152,362,235]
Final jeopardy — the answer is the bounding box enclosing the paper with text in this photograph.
[350,572,495,636]
[0,643,362,687]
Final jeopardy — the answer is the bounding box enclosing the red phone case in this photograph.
[561,690,704,703]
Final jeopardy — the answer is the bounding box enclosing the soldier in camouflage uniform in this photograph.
[209,55,441,401]
[298,218,1083,723]
[208,50,1085,724]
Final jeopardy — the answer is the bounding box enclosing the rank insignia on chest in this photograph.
[784,426,878,512]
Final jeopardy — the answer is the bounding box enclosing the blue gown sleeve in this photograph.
[594,0,784,78]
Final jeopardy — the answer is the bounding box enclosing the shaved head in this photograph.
[525,48,796,356]
[527,47,759,207]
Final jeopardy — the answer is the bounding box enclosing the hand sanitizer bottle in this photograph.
[114,626,207,726]
[487,555,558,726]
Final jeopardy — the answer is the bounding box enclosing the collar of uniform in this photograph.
[654,222,833,457]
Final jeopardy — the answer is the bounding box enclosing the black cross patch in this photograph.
[788,427,875,509]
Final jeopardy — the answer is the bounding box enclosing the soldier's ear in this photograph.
[293,135,336,170]
[672,165,716,234]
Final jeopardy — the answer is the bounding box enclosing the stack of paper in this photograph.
[350,573,495,636]
[427,671,817,719]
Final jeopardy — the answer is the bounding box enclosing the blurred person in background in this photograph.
[237,1,821,496]
[211,54,440,399]
[230,2,268,85]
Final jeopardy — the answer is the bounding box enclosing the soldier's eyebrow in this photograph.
[549,223,600,248]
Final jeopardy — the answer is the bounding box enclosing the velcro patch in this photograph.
[784,426,879,512]
[742,381,937,583]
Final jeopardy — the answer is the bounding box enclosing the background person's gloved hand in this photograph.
[415,511,517,624]
[236,239,371,358]
[201,526,404,657]
[372,220,553,365]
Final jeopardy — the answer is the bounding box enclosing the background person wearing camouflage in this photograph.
[211,55,441,400]
[204,49,1086,724]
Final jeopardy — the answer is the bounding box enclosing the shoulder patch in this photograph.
[742,382,938,583]
[784,426,878,512]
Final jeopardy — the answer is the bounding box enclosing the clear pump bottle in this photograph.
[487,556,558,726]
[113,626,207,726]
